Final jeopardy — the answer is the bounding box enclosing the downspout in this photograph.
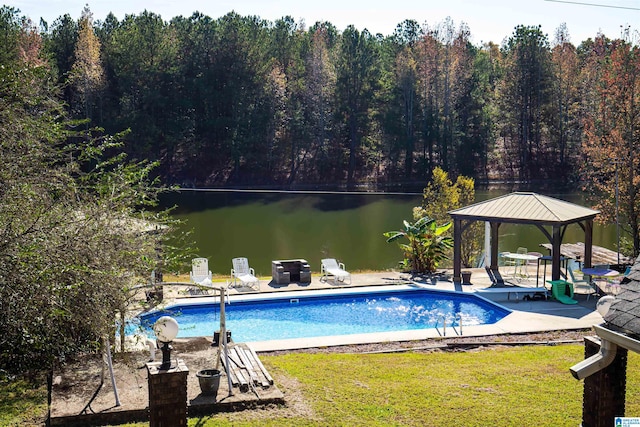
[570,323,640,380]
[569,338,617,380]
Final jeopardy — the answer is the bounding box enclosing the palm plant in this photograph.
[384,217,454,273]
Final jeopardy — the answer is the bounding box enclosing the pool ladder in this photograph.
[435,313,463,336]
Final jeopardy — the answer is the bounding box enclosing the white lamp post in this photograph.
[153,316,179,370]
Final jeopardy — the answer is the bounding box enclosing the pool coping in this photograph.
[247,302,602,351]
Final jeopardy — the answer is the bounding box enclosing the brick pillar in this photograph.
[582,336,627,427]
[147,359,189,427]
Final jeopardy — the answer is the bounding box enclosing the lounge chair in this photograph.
[189,257,212,295]
[567,259,596,300]
[474,285,548,301]
[231,257,260,290]
[485,266,506,286]
[321,258,351,285]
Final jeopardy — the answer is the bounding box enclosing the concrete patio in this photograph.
[157,267,604,352]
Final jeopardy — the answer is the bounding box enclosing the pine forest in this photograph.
[2,6,639,195]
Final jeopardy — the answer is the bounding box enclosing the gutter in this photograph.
[570,324,640,380]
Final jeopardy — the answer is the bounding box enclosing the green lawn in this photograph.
[0,377,48,427]
[3,344,640,426]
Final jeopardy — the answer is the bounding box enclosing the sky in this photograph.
[6,0,640,45]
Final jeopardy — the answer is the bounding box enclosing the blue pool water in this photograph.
[132,286,510,342]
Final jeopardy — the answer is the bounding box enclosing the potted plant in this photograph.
[196,369,222,397]
[461,270,472,284]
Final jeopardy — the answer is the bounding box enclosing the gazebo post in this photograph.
[584,219,594,268]
[552,225,562,281]
[490,222,500,271]
[453,218,462,287]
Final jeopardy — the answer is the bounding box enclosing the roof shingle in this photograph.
[604,257,640,337]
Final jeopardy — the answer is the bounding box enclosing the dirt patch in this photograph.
[51,337,291,424]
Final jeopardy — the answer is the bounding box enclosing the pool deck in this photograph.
[159,267,603,352]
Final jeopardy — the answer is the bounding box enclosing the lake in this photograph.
[162,189,619,276]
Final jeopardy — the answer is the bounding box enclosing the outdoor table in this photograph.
[581,267,621,295]
[581,267,620,279]
[501,252,540,281]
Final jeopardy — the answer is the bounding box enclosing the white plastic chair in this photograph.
[321,258,351,285]
[499,252,516,273]
[526,252,543,266]
[190,258,212,284]
[189,257,212,295]
[231,257,260,290]
[525,251,543,281]
[514,247,528,277]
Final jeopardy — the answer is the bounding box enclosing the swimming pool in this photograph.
[132,285,511,342]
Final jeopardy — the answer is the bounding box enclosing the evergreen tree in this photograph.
[69,5,105,123]
[335,26,379,188]
[498,25,555,180]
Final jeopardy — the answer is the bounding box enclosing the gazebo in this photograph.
[448,192,600,285]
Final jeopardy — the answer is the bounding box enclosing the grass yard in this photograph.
[3,343,640,426]
[254,345,640,427]
[0,378,48,427]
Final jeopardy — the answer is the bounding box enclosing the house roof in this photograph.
[449,192,600,225]
[604,258,640,338]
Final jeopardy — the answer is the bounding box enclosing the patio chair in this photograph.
[514,247,528,277]
[499,252,517,279]
[231,257,260,291]
[604,265,630,295]
[321,258,351,285]
[526,252,543,266]
[525,251,543,280]
[189,257,212,295]
[567,259,596,300]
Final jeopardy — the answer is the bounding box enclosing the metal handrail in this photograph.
[435,313,464,337]
[435,316,447,336]
[452,313,463,336]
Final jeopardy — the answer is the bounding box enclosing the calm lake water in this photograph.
[162,189,618,276]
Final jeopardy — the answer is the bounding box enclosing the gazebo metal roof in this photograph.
[449,192,600,286]
[449,192,599,224]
